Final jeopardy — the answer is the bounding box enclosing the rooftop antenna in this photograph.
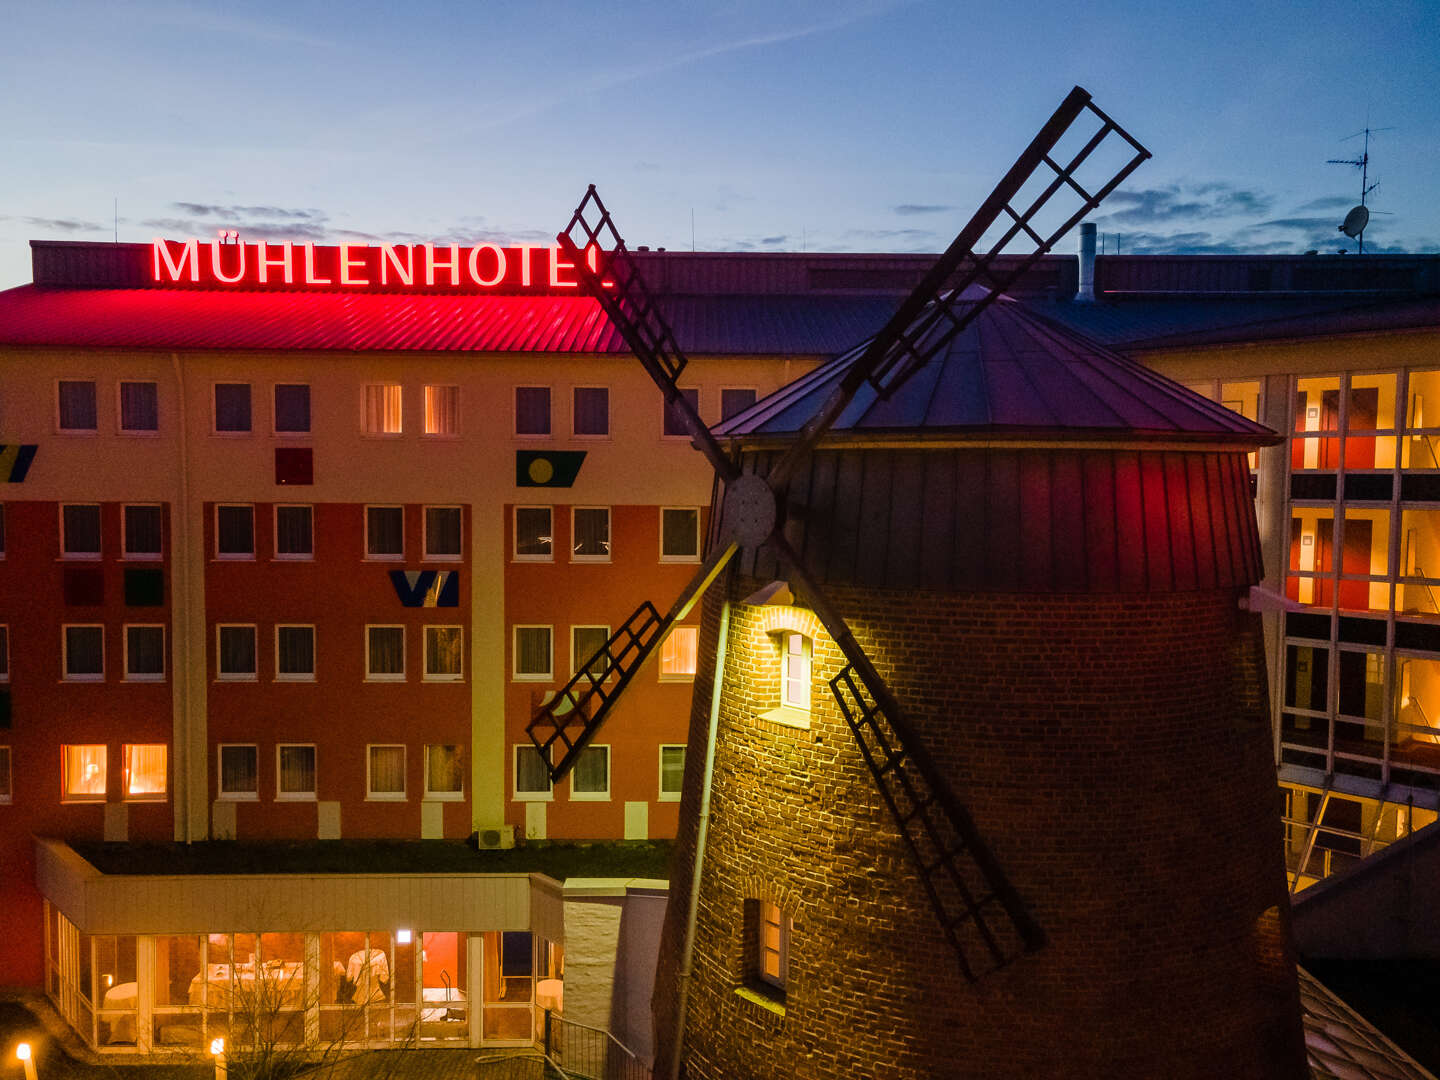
[1328,123,1393,253]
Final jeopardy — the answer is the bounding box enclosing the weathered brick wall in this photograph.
[654,581,1307,1079]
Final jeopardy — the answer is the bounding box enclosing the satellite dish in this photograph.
[1340,204,1369,238]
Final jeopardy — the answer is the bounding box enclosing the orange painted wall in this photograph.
[203,502,471,840]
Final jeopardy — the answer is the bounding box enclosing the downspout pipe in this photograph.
[667,598,731,1080]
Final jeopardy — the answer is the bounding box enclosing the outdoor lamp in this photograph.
[16,1042,37,1080]
[210,1036,226,1080]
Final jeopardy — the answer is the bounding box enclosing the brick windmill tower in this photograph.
[534,88,1307,1079]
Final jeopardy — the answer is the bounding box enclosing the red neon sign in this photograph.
[151,238,609,294]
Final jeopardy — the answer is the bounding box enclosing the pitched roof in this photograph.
[714,290,1279,446]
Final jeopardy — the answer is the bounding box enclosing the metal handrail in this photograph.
[540,1009,650,1080]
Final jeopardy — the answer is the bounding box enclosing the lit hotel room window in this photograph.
[57,379,98,432]
[219,744,259,800]
[425,385,459,436]
[425,744,463,799]
[367,745,406,800]
[123,743,167,800]
[63,744,107,801]
[755,899,791,996]
[659,745,685,802]
[363,383,403,435]
[660,627,698,680]
[424,626,462,680]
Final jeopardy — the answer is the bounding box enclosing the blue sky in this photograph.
[2,0,1437,288]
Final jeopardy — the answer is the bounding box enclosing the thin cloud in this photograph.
[1095,183,1275,226]
[18,216,106,233]
[173,203,326,222]
[893,204,953,216]
[1294,195,1355,212]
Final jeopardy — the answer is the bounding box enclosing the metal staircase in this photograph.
[830,664,1042,980]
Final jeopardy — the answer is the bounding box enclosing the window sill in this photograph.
[59,554,102,561]
[363,555,405,562]
[214,555,256,562]
[513,674,553,683]
[276,793,317,802]
[211,430,254,438]
[758,706,811,730]
[56,429,100,436]
[571,556,612,564]
[276,674,316,683]
[217,793,259,802]
[421,432,460,440]
[122,675,166,683]
[63,675,105,683]
[366,794,407,802]
[513,792,554,803]
[364,675,407,683]
[272,554,315,563]
[117,429,160,437]
[123,795,167,803]
[734,984,786,1017]
[571,792,611,802]
[422,555,463,563]
[658,792,682,803]
[424,792,465,802]
[512,555,554,563]
[122,553,164,562]
[62,796,108,804]
[272,431,313,438]
[360,432,404,439]
[660,555,702,564]
[513,433,554,440]
[659,674,696,684]
[216,675,258,683]
[423,675,464,683]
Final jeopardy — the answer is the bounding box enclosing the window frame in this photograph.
[273,503,315,561]
[275,624,317,682]
[215,623,259,682]
[423,505,463,562]
[272,382,312,436]
[218,743,260,802]
[570,744,611,802]
[423,625,463,682]
[212,381,253,435]
[424,384,460,437]
[659,625,699,682]
[361,383,404,436]
[719,386,759,423]
[122,624,166,682]
[365,625,406,682]
[60,503,102,560]
[513,743,553,802]
[56,378,99,434]
[782,632,812,712]
[365,504,405,561]
[214,504,256,560]
[660,507,702,563]
[276,743,318,801]
[753,899,791,997]
[121,503,164,561]
[659,744,685,802]
[571,624,611,678]
[514,385,552,438]
[62,743,108,803]
[570,506,611,563]
[62,624,105,682]
[117,379,160,435]
[513,505,554,562]
[512,624,554,682]
[571,385,610,438]
[424,743,464,801]
[121,743,168,802]
[366,744,407,802]
[662,386,701,439]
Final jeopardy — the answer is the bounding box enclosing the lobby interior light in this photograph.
[15,1043,30,1061]
[210,1037,224,1056]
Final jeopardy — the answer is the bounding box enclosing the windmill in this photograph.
[528,85,1150,980]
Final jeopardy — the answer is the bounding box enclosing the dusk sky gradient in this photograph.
[2,0,1438,288]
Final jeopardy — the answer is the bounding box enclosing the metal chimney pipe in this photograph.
[1077,222,1097,302]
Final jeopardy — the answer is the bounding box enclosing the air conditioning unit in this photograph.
[474,825,516,850]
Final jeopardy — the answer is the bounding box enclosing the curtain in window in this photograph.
[425,627,461,677]
[369,746,405,795]
[368,628,404,676]
[126,626,164,676]
[274,384,311,433]
[216,506,254,555]
[219,626,256,675]
[58,380,97,430]
[221,746,258,795]
[572,509,610,557]
[279,745,316,795]
[364,385,402,434]
[214,383,251,432]
[64,744,107,797]
[426,745,463,794]
[662,508,699,557]
[124,506,162,555]
[516,747,550,792]
[661,746,685,794]
[123,744,167,797]
[573,627,609,677]
[573,388,609,436]
[515,508,552,557]
[515,387,550,435]
[275,506,313,556]
[661,627,698,676]
[425,385,458,435]
[574,747,608,793]
[63,505,101,555]
[65,626,103,675]
[367,507,403,556]
[516,628,551,676]
[425,507,461,557]
[120,381,159,431]
[277,626,315,676]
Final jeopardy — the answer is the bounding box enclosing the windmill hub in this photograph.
[722,474,778,547]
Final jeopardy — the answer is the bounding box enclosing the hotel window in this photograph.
[661,507,701,561]
[215,504,254,559]
[122,744,167,801]
[123,625,165,681]
[277,744,317,800]
[572,625,610,678]
[515,386,551,436]
[366,506,404,559]
[571,745,610,801]
[425,385,459,436]
[663,387,701,437]
[274,383,311,434]
[218,744,259,800]
[122,504,162,559]
[746,898,791,1001]
[363,383,403,435]
[214,382,252,433]
[118,381,159,433]
[425,744,463,799]
[0,503,5,557]
[61,504,101,559]
[659,745,685,802]
[514,506,553,560]
[424,506,462,560]
[424,626,462,681]
[513,626,553,681]
[514,745,552,800]
[1403,369,1440,468]
[660,626,699,681]
[366,626,405,680]
[276,625,316,681]
[57,379,98,432]
[572,507,611,561]
[367,745,406,800]
[0,624,8,681]
[0,746,10,804]
[275,504,314,559]
[783,633,811,711]
[721,387,758,422]
[217,625,257,680]
[63,744,107,801]
[63,625,104,681]
[573,387,609,437]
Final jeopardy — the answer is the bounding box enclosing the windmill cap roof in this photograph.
[714,289,1281,448]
